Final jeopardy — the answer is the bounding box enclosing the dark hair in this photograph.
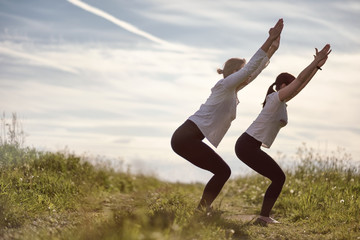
[262,72,295,107]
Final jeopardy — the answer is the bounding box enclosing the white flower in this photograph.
[340,199,345,204]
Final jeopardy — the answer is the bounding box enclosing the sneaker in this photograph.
[253,216,280,226]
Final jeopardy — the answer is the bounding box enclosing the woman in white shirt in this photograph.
[235,44,331,225]
[171,19,284,212]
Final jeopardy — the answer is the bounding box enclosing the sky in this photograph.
[1,0,359,183]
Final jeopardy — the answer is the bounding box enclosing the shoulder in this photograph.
[266,92,280,103]
[212,79,225,89]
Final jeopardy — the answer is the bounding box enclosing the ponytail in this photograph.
[262,83,276,107]
[262,72,295,108]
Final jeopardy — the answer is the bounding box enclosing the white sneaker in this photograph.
[254,216,280,225]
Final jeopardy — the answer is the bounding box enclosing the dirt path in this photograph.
[0,192,133,240]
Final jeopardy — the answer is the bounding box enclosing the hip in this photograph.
[235,132,262,157]
[171,120,205,143]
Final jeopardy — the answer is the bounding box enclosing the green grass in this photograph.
[0,144,136,228]
[0,142,359,240]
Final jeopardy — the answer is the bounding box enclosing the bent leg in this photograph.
[235,133,285,217]
[190,141,231,209]
[247,150,285,216]
[171,120,231,209]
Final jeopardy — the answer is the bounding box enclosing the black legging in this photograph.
[235,132,285,217]
[171,120,231,209]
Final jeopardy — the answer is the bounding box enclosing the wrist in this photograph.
[313,58,322,67]
[316,66,322,70]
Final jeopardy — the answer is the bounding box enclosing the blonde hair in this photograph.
[217,58,246,78]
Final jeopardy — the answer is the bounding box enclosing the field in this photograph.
[0,113,359,240]
[0,141,359,240]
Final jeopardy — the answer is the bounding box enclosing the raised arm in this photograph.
[261,19,283,53]
[236,35,281,91]
[278,44,331,102]
[224,19,284,90]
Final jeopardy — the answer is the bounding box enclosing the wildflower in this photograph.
[290,189,294,194]
[340,199,344,204]
[19,178,23,182]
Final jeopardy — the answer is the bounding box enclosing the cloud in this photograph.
[0,43,78,74]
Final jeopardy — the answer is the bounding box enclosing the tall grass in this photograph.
[0,113,137,231]
[0,112,25,147]
[0,145,138,228]
[277,144,360,238]
[225,144,360,239]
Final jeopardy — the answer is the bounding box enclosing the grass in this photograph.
[0,114,359,239]
[1,144,359,240]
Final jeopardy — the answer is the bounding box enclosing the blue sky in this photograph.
[1,0,359,183]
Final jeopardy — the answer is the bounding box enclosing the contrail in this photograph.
[67,0,173,47]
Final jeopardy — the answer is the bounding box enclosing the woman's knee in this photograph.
[215,163,231,180]
[225,164,232,179]
[171,132,186,154]
[170,133,179,152]
[274,171,286,186]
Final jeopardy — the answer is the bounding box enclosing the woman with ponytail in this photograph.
[171,19,284,212]
[235,44,332,225]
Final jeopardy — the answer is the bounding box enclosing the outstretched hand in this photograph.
[314,44,331,68]
[269,18,284,40]
[260,18,284,54]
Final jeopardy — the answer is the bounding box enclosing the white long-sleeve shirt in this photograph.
[188,48,269,147]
